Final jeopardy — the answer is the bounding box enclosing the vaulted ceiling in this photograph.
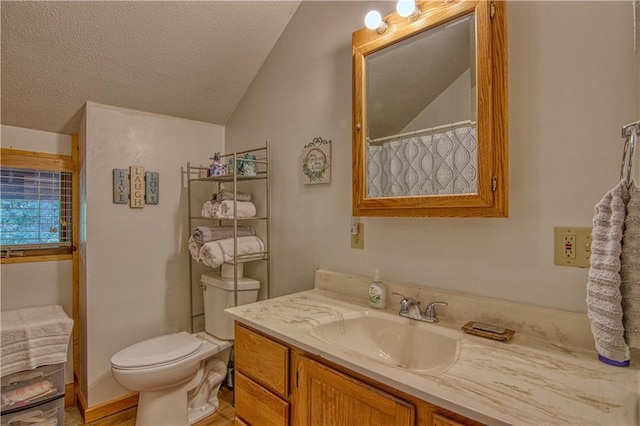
[1,1,300,135]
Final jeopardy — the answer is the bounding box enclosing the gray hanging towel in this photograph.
[586,179,630,364]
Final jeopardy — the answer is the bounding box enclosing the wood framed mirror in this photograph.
[352,1,507,217]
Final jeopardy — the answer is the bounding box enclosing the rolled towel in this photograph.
[192,225,255,245]
[218,200,256,219]
[201,201,221,218]
[189,236,202,262]
[213,189,251,202]
[199,236,265,268]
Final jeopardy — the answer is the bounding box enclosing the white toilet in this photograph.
[111,272,260,426]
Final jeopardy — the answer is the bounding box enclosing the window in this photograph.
[0,149,74,260]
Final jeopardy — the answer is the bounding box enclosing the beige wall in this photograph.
[225,1,638,313]
[79,103,224,406]
[0,125,74,385]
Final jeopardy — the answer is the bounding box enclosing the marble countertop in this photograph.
[226,289,639,426]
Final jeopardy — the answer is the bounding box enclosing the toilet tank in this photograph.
[201,272,260,340]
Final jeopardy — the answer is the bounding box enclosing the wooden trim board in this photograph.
[77,390,139,424]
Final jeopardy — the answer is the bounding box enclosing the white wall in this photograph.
[0,125,74,385]
[402,69,474,133]
[225,1,638,313]
[80,103,224,406]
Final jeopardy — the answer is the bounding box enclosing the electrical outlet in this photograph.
[351,223,364,249]
[554,227,592,268]
[563,235,576,259]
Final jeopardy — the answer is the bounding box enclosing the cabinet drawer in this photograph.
[1,396,63,426]
[235,324,288,398]
[235,372,289,426]
[1,364,64,414]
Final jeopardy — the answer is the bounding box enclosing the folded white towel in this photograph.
[586,180,630,363]
[199,236,265,268]
[1,305,73,377]
[622,181,640,347]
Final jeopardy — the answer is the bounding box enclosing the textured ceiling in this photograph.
[1,1,300,134]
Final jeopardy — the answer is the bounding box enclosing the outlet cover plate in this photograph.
[351,223,364,249]
[554,227,592,268]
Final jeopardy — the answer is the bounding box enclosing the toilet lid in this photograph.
[111,331,202,369]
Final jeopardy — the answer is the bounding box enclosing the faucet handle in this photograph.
[392,292,420,304]
[423,301,448,322]
[392,292,419,314]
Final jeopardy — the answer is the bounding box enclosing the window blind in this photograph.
[0,167,72,251]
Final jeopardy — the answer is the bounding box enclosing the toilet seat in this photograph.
[112,332,202,370]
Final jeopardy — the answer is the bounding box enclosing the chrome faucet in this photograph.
[392,292,423,320]
[392,293,448,323]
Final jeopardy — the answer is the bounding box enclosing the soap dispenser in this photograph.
[368,269,386,309]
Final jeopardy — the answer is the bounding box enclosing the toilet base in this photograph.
[136,375,196,426]
[188,401,219,424]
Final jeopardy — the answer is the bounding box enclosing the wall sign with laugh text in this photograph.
[112,167,159,208]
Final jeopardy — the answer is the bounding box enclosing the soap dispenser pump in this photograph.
[368,269,386,309]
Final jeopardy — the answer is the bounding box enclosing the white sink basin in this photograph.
[311,310,459,374]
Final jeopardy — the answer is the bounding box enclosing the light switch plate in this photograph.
[554,227,592,268]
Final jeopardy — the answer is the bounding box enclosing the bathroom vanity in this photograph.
[234,322,479,426]
[226,270,639,426]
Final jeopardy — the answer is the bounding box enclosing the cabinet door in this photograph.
[432,413,466,426]
[294,356,414,426]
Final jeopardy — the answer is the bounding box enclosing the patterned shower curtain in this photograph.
[367,125,477,197]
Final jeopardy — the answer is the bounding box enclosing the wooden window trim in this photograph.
[0,148,74,172]
[1,147,75,264]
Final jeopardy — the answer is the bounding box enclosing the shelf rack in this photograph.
[185,143,270,332]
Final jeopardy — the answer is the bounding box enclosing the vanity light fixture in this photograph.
[365,1,422,34]
[364,10,388,34]
[396,0,421,21]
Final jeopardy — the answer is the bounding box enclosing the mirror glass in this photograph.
[365,13,477,198]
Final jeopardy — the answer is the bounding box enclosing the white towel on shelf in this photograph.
[622,181,640,347]
[201,200,221,218]
[218,200,256,219]
[189,236,203,263]
[586,180,630,363]
[199,236,265,269]
[200,200,256,219]
[1,305,73,377]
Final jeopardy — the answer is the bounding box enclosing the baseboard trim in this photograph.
[64,383,75,407]
[77,389,139,423]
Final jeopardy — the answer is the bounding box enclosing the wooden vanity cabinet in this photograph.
[233,323,483,426]
[234,324,290,426]
[294,355,415,425]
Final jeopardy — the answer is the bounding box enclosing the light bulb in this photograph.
[396,0,416,18]
[364,10,383,30]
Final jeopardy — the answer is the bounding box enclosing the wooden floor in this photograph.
[64,388,234,426]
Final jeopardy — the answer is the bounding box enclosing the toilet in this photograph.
[110,272,260,426]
